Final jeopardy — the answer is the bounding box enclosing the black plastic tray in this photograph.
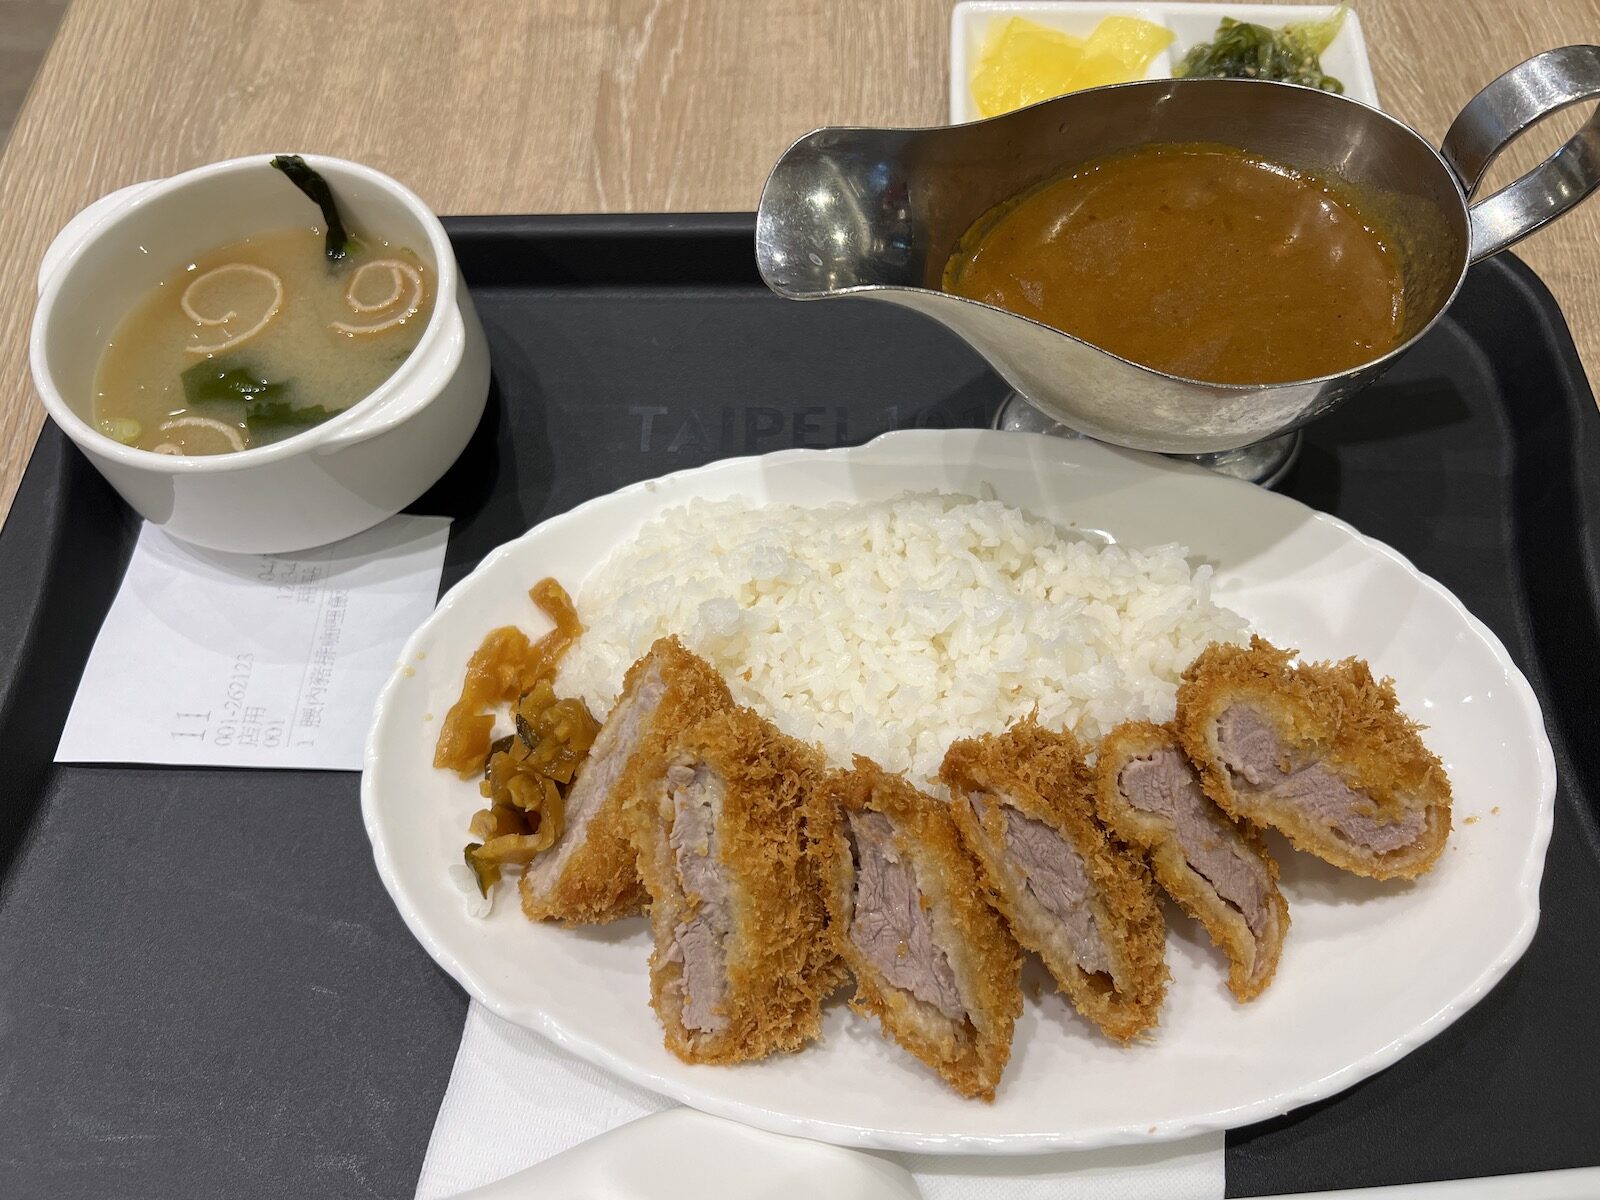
[1,214,1596,1199]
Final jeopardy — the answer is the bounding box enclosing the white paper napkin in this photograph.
[416,1001,1225,1200]
[57,515,449,771]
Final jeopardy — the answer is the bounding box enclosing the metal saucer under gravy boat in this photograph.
[755,46,1600,484]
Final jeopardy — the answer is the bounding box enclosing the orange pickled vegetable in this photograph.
[433,627,531,775]
[441,578,594,900]
[513,682,599,784]
[521,577,583,690]
[468,803,526,842]
[433,578,585,777]
[473,822,562,866]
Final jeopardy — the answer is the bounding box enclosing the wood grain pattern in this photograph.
[1,0,1596,523]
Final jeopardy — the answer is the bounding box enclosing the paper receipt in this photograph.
[56,515,450,771]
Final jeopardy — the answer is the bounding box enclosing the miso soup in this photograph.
[93,226,435,455]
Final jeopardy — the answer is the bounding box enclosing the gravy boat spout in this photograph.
[755,50,1600,458]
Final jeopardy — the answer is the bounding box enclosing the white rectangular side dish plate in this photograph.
[949,2,1379,124]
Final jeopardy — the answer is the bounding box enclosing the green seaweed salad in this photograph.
[1176,4,1350,93]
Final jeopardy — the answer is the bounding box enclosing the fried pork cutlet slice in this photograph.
[815,759,1022,1101]
[940,721,1167,1044]
[631,706,838,1065]
[520,637,732,924]
[1176,637,1452,881]
[1094,721,1288,1002]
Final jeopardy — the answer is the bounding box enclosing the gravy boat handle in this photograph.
[1441,44,1600,263]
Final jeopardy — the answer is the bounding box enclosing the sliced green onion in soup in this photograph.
[96,417,142,445]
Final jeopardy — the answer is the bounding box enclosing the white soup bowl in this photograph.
[30,154,489,553]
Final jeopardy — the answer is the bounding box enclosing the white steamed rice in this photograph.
[556,491,1247,787]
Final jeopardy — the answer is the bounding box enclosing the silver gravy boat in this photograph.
[756,46,1600,480]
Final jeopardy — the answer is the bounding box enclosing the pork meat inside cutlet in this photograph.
[637,706,835,1065]
[1177,637,1451,880]
[965,790,1115,979]
[1214,706,1426,853]
[941,721,1167,1044]
[846,810,965,1020]
[1097,721,1288,1001]
[1120,748,1273,926]
[819,759,1021,1101]
[665,759,731,1034]
[522,637,731,924]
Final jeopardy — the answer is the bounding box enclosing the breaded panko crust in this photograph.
[1175,637,1452,880]
[815,758,1022,1101]
[1093,720,1288,1002]
[521,637,732,925]
[940,719,1167,1044]
[634,706,840,1065]
[518,818,643,925]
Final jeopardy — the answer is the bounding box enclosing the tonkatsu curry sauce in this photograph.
[942,143,1407,385]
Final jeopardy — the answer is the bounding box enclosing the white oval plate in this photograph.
[362,429,1555,1155]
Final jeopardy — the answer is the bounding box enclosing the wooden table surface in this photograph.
[1,0,1595,524]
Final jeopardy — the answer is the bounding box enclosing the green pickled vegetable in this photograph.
[270,154,357,262]
[463,843,500,897]
[1284,5,1351,56]
[181,360,288,407]
[1176,3,1348,92]
[484,734,516,780]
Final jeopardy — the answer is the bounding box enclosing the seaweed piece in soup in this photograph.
[243,400,341,435]
[270,154,357,262]
[180,360,288,407]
